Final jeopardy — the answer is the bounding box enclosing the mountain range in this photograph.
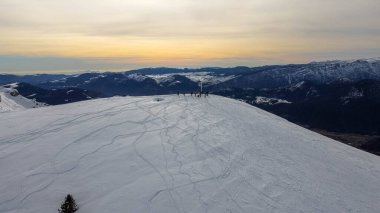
[1,58,379,155]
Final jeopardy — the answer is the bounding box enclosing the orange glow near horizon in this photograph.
[0,0,379,73]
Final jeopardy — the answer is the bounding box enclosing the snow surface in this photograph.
[0,95,379,213]
[126,74,148,82]
[147,72,236,85]
[0,86,45,112]
[255,96,292,105]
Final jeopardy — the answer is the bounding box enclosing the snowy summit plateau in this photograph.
[0,95,379,212]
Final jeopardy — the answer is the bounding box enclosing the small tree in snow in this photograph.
[58,194,78,213]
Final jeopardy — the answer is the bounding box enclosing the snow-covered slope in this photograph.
[0,84,46,112]
[147,72,236,86]
[0,95,379,213]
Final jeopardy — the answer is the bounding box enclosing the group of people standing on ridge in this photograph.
[177,91,209,97]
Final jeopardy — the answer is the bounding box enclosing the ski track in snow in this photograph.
[0,99,144,147]
[0,95,380,213]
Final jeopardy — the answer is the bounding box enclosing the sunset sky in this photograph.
[1,0,379,73]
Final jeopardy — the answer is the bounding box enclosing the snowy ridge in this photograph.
[0,84,46,112]
[223,58,380,89]
[0,95,379,212]
[147,72,236,85]
[255,96,292,105]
